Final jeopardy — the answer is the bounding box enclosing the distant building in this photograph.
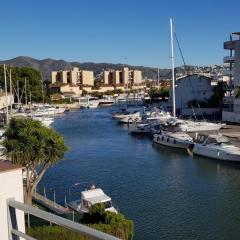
[222,32,240,123]
[51,67,94,86]
[103,67,143,87]
[168,74,214,113]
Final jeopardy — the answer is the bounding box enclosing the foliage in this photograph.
[235,86,240,99]
[82,89,88,96]
[27,226,87,240]
[2,118,67,204]
[148,87,169,101]
[80,203,134,240]
[0,65,47,102]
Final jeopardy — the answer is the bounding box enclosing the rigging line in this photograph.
[174,31,205,121]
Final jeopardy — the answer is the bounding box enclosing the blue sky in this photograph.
[1,0,240,67]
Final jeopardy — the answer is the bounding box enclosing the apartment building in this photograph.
[103,67,142,87]
[51,67,94,86]
[222,32,240,123]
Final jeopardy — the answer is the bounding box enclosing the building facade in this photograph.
[168,74,214,113]
[0,161,25,239]
[103,67,142,87]
[222,32,240,122]
[51,67,94,86]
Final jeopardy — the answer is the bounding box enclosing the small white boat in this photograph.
[67,185,118,214]
[153,130,193,149]
[118,112,142,123]
[193,134,240,162]
[32,117,54,127]
[88,100,99,109]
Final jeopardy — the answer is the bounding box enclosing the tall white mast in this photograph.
[170,18,176,118]
[157,67,160,89]
[3,65,9,124]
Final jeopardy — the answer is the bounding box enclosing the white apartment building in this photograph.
[222,32,240,123]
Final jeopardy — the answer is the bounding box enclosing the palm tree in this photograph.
[2,118,67,204]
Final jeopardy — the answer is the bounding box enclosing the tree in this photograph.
[2,118,67,204]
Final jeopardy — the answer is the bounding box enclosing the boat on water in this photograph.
[172,119,225,133]
[32,116,54,127]
[67,185,118,214]
[153,130,193,150]
[193,134,240,162]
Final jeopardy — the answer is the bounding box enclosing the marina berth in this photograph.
[193,134,240,161]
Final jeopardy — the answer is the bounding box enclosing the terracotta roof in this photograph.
[0,161,22,173]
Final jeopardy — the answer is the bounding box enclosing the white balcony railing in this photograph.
[7,199,120,240]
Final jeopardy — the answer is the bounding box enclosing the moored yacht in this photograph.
[67,185,118,214]
[153,130,193,150]
[193,134,240,162]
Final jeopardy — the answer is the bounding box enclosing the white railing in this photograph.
[7,199,120,240]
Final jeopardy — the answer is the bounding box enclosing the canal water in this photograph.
[39,107,240,240]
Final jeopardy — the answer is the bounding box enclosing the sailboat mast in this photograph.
[157,67,160,89]
[9,68,13,115]
[25,77,28,105]
[3,65,9,124]
[170,18,176,118]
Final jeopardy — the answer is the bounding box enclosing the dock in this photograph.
[33,192,72,214]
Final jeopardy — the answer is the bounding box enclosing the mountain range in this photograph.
[0,56,171,81]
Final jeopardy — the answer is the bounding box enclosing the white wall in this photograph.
[0,169,25,240]
[169,75,213,110]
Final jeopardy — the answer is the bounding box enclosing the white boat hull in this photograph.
[193,145,240,162]
[153,133,193,150]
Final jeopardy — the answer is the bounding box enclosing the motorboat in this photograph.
[67,185,118,214]
[172,119,225,133]
[153,130,193,150]
[112,107,143,120]
[128,122,152,134]
[88,100,99,109]
[193,134,240,161]
[32,116,54,127]
[118,111,142,123]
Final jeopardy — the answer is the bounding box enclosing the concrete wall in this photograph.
[61,71,68,84]
[122,67,129,85]
[81,71,94,86]
[51,71,58,84]
[133,70,142,84]
[60,85,81,95]
[0,168,25,240]
[113,71,120,85]
[103,71,110,85]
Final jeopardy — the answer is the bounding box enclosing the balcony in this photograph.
[223,56,235,63]
[224,69,234,76]
[224,40,236,50]
[7,199,120,240]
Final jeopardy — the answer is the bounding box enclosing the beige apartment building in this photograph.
[51,67,94,86]
[103,67,142,87]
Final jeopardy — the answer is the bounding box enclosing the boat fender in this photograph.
[157,136,160,141]
[167,138,169,142]
[162,136,164,141]
[174,138,176,144]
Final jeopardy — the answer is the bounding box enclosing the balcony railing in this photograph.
[223,56,235,63]
[7,199,120,240]
[224,70,234,76]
